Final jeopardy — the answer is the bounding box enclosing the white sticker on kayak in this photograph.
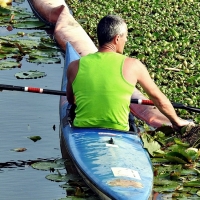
[106,144,119,148]
[111,167,141,180]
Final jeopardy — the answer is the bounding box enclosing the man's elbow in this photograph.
[67,96,74,105]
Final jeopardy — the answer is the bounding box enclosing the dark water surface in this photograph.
[0,1,67,199]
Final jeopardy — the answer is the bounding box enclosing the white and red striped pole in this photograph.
[131,99,154,105]
[0,84,66,96]
[0,84,199,113]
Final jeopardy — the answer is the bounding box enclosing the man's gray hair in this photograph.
[97,15,126,47]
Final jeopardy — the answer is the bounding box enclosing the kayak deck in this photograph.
[61,126,153,200]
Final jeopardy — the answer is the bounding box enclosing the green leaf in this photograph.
[164,152,189,164]
[151,158,170,164]
[0,6,11,15]
[13,20,46,29]
[153,149,165,157]
[29,49,60,58]
[45,173,79,182]
[174,138,190,147]
[15,70,46,79]
[154,178,179,187]
[185,149,199,162]
[0,61,21,70]
[31,161,65,171]
[28,135,41,142]
[181,169,198,176]
[184,180,200,187]
[153,183,179,192]
[16,39,40,49]
[27,55,61,64]
[141,133,161,157]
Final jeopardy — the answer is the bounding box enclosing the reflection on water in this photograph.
[0,158,56,169]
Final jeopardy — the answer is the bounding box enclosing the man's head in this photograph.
[97,15,127,53]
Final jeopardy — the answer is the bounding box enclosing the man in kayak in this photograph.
[66,14,193,131]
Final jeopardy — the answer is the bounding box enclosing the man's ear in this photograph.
[113,34,120,44]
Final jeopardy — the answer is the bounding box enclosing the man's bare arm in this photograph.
[134,59,191,127]
[66,60,79,104]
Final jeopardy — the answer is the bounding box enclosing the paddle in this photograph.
[0,84,66,96]
[130,99,200,113]
[0,84,199,113]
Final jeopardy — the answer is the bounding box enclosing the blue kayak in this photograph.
[60,42,153,200]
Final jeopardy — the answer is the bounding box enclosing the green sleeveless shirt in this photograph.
[72,52,134,131]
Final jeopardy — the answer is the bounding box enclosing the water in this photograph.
[0,1,67,199]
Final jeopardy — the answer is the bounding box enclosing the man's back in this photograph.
[72,52,134,131]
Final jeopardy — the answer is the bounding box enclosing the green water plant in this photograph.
[141,126,200,197]
[15,70,46,79]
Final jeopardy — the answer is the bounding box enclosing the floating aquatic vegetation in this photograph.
[0,60,21,69]
[0,5,45,28]
[13,19,46,29]
[27,135,41,142]
[141,133,161,157]
[15,70,46,79]
[0,31,62,67]
[141,125,200,197]
[31,159,65,171]
[27,54,61,64]
[46,172,80,183]
[0,5,61,69]
[11,147,27,152]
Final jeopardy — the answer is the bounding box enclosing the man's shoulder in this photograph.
[125,57,142,66]
[68,59,80,72]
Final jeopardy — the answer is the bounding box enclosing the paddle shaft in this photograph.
[0,84,66,96]
[131,99,200,113]
[0,84,199,113]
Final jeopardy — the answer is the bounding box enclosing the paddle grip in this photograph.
[25,87,43,93]
[131,99,154,105]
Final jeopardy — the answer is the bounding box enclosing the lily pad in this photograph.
[45,173,79,182]
[0,6,11,15]
[31,161,65,171]
[13,20,46,29]
[0,61,21,70]
[184,180,200,187]
[27,55,61,64]
[60,183,76,190]
[28,135,41,142]
[29,49,60,58]
[15,70,46,79]
[15,39,40,49]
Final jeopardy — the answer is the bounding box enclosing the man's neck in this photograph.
[98,43,116,53]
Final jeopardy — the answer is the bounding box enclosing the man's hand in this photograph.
[172,118,195,132]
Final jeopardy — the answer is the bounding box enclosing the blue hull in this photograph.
[60,43,153,200]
